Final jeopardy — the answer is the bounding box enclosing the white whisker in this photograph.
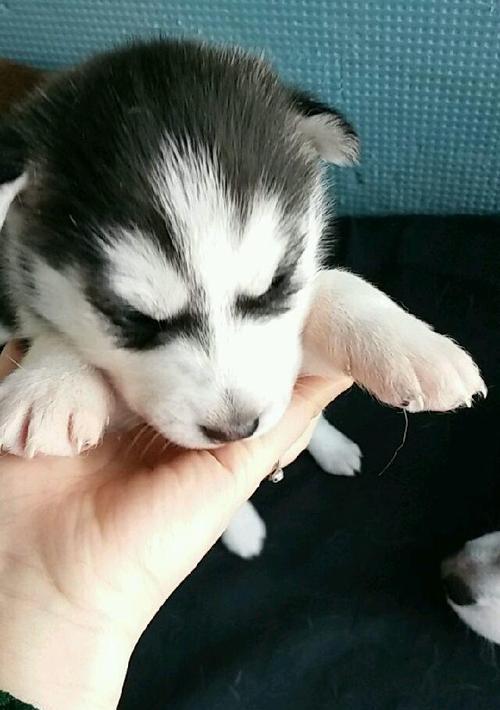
[6,354,24,370]
[124,423,150,458]
[140,430,163,461]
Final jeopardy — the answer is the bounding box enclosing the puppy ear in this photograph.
[290,90,360,166]
[0,119,27,185]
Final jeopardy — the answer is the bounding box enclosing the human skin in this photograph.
[0,340,351,710]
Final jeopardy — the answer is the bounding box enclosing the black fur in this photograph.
[0,119,24,333]
[92,295,203,351]
[0,120,26,185]
[0,273,16,334]
[0,39,343,343]
[235,268,301,319]
[12,41,316,266]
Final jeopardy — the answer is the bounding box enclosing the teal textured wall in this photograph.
[0,0,498,215]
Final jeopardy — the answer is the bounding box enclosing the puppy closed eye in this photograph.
[236,271,298,318]
[100,302,198,350]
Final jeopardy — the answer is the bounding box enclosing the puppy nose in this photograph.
[443,574,476,606]
[200,417,259,443]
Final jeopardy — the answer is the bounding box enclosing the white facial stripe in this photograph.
[153,141,287,306]
[28,260,113,356]
[102,229,188,318]
[24,153,324,452]
[0,174,27,231]
[153,138,235,254]
[300,182,325,277]
[238,196,285,296]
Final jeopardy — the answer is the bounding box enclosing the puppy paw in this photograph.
[308,416,361,476]
[221,501,267,559]
[354,313,487,412]
[0,363,112,457]
[302,270,486,414]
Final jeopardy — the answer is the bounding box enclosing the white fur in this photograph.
[1,138,322,452]
[308,415,361,476]
[0,332,112,457]
[103,229,188,318]
[0,259,486,558]
[152,141,303,301]
[223,418,362,559]
[0,178,25,344]
[7,254,303,451]
[221,501,267,559]
[442,532,500,644]
[238,197,287,296]
[67,144,319,448]
[298,114,360,166]
[302,270,486,411]
[0,43,487,563]
[0,164,486,559]
[0,174,26,231]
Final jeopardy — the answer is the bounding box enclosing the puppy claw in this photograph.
[304,270,486,415]
[355,323,485,413]
[0,366,112,458]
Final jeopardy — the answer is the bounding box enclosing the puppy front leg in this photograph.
[301,269,486,412]
[0,332,114,457]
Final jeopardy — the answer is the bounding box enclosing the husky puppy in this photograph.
[442,533,500,644]
[0,40,485,558]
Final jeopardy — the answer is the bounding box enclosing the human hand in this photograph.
[0,340,351,709]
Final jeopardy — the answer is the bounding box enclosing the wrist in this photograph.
[0,576,136,710]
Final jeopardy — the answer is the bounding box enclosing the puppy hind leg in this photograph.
[221,501,266,559]
[307,413,361,476]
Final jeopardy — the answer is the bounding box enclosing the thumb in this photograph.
[209,374,353,501]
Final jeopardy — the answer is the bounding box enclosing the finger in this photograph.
[0,340,25,379]
[103,376,351,593]
[116,375,352,472]
[280,414,320,468]
[79,375,351,501]
[209,374,352,498]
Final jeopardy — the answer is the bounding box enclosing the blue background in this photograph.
[1,0,499,215]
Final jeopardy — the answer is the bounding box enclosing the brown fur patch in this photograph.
[0,58,45,113]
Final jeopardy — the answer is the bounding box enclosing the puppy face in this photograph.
[1,40,358,448]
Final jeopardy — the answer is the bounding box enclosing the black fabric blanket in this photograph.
[120,216,500,710]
